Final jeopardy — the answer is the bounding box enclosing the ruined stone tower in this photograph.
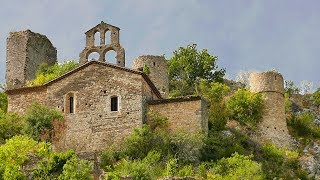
[6,30,57,89]
[133,55,169,98]
[79,21,125,66]
[249,71,292,148]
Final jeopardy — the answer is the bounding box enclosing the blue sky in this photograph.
[0,0,319,88]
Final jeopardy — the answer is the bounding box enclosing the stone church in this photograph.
[5,22,208,154]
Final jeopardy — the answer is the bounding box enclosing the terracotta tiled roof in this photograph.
[148,96,202,105]
[6,61,162,99]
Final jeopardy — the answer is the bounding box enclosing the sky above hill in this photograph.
[0,0,319,89]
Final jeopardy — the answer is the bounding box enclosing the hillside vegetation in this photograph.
[0,44,319,179]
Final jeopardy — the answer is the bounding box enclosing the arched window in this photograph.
[87,52,100,61]
[94,31,100,46]
[111,96,118,111]
[65,92,75,114]
[105,30,111,45]
[105,50,117,64]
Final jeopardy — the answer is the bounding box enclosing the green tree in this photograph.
[27,61,78,86]
[24,102,63,141]
[285,80,300,97]
[226,88,263,127]
[58,156,93,180]
[168,44,225,97]
[199,80,230,130]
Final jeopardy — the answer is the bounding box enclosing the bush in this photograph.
[226,88,263,127]
[0,92,7,113]
[27,61,78,86]
[207,152,264,180]
[260,143,304,179]
[58,156,93,180]
[105,151,163,180]
[24,102,63,141]
[312,87,320,108]
[0,136,49,179]
[200,130,250,162]
[0,112,25,144]
[287,111,320,139]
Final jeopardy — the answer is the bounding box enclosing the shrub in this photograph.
[200,130,250,162]
[177,165,195,178]
[226,88,263,127]
[105,151,163,180]
[287,111,320,139]
[24,102,63,141]
[0,112,25,144]
[312,87,320,108]
[58,156,93,180]
[0,136,49,179]
[207,152,264,180]
[27,61,78,86]
[0,92,7,113]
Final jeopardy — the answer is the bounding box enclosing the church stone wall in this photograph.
[249,71,292,148]
[46,64,148,153]
[148,97,208,134]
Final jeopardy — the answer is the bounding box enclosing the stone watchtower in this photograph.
[249,71,292,148]
[79,21,125,66]
[133,55,169,98]
[6,30,57,89]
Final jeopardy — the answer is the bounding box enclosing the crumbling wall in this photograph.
[133,55,169,98]
[148,97,208,134]
[249,71,292,148]
[6,30,57,89]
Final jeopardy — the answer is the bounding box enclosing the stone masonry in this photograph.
[249,71,292,148]
[133,55,169,98]
[6,30,57,89]
[5,22,207,156]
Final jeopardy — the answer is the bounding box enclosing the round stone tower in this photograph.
[133,55,169,98]
[249,71,292,148]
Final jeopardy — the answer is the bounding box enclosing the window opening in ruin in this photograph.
[69,96,74,113]
[105,30,111,45]
[105,50,117,64]
[94,31,100,46]
[153,62,156,66]
[111,96,118,111]
[88,52,100,61]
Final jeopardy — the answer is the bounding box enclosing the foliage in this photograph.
[226,88,264,127]
[199,80,230,130]
[285,93,293,114]
[207,152,264,180]
[0,92,7,113]
[0,136,49,179]
[260,143,304,179]
[142,64,150,75]
[33,150,75,179]
[105,151,163,180]
[168,44,225,97]
[299,80,313,95]
[287,111,320,139]
[0,112,25,144]
[58,156,93,180]
[147,112,169,132]
[235,70,251,88]
[24,102,63,141]
[170,131,204,165]
[177,165,195,178]
[201,130,251,162]
[312,87,320,108]
[285,80,300,97]
[27,61,79,86]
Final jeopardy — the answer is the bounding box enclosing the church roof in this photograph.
[6,60,162,99]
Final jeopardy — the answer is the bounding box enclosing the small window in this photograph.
[111,96,118,111]
[69,96,74,113]
[153,62,156,66]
